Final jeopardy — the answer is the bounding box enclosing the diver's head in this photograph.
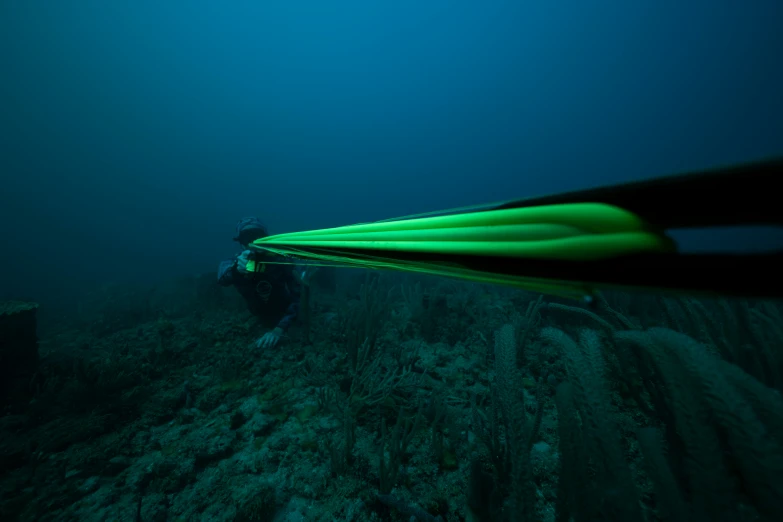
[233,217,268,248]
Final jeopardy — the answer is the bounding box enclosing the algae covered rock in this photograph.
[0,301,40,408]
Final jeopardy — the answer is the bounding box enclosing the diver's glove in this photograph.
[236,250,253,275]
[256,327,283,349]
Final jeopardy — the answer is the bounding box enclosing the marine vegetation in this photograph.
[1,270,782,521]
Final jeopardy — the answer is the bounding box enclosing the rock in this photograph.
[105,456,132,476]
[140,493,169,522]
[78,476,100,494]
[65,469,85,480]
[0,301,39,409]
[532,441,550,455]
[247,412,275,437]
[192,427,236,469]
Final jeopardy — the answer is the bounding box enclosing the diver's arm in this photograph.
[275,303,298,332]
[217,259,238,286]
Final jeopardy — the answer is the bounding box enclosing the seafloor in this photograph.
[1,269,781,522]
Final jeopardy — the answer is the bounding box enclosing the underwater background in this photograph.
[2,1,783,521]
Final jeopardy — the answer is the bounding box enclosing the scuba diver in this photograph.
[217,217,301,349]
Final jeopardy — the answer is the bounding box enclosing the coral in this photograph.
[236,485,277,522]
[7,271,783,522]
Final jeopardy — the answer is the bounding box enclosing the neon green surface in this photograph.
[262,223,584,244]
[249,201,675,297]
[257,232,669,260]
[260,202,649,240]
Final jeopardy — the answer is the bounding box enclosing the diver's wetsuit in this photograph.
[217,253,300,331]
